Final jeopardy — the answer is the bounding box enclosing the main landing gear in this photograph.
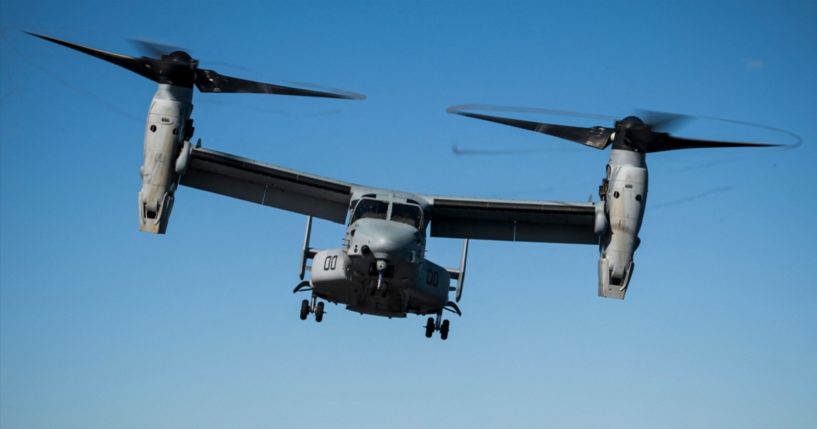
[299,296,325,322]
[425,301,461,340]
[425,312,450,340]
[294,280,324,323]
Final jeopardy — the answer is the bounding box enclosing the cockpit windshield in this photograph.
[391,203,422,229]
[350,199,388,224]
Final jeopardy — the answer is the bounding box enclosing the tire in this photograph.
[299,299,309,320]
[315,301,325,323]
[440,319,450,340]
[425,317,435,338]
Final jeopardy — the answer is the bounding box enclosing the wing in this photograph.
[180,147,353,223]
[429,196,598,245]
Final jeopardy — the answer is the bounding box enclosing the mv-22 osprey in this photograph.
[30,33,780,339]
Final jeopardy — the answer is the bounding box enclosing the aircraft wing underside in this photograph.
[180,147,598,244]
[180,147,354,223]
[428,197,598,245]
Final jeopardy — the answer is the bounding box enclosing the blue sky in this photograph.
[1,1,815,428]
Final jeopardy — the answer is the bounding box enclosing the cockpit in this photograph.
[350,197,424,229]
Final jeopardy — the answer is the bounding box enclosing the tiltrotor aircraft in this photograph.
[30,33,780,340]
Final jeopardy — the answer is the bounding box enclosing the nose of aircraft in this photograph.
[352,219,419,261]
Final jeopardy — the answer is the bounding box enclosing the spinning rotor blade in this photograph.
[26,32,159,82]
[646,134,781,153]
[447,106,613,149]
[635,109,693,133]
[448,104,618,122]
[129,38,183,58]
[194,69,365,99]
[29,32,365,100]
[450,104,789,153]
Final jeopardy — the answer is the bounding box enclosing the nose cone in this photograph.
[352,219,419,260]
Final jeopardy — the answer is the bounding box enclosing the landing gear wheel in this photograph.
[440,319,450,340]
[425,317,435,338]
[299,299,309,320]
[315,301,325,323]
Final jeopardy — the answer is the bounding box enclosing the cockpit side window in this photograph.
[391,203,422,229]
[350,198,388,224]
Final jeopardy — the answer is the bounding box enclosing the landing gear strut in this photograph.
[371,259,388,297]
[424,311,450,340]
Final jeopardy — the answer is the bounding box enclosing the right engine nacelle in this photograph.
[597,149,648,299]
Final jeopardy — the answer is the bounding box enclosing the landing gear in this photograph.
[423,312,450,340]
[315,301,325,323]
[440,320,450,340]
[299,299,309,320]
[297,294,326,323]
[372,259,389,297]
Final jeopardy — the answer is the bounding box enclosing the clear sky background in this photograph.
[1,1,815,428]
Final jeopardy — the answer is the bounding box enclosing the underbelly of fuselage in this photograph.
[309,249,449,318]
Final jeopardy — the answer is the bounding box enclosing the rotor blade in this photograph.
[447,107,613,149]
[26,32,159,82]
[451,144,545,156]
[647,134,782,153]
[129,38,182,58]
[635,109,693,133]
[194,69,365,99]
[451,103,618,122]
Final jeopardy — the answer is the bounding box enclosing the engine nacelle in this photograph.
[597,149,648,299]
[138,84,193,234]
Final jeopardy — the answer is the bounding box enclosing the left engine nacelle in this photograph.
[138,84,193,234]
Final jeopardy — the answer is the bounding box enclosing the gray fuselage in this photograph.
[309,196,450,318]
